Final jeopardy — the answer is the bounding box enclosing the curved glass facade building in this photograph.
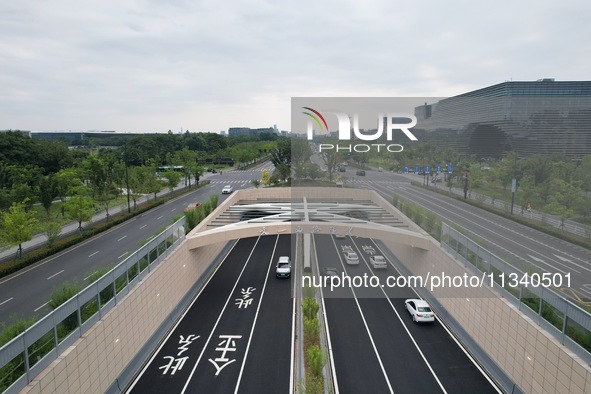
[414,80,591,159]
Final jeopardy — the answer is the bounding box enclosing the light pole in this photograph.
[124,145,131,213]
[510,154,517,215]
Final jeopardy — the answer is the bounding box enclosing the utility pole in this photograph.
[124,145,131,213]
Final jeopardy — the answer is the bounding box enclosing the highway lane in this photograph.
[127,234,294,394]
[314,234,500,393]
[347,170,591,301]
[0,163,275,328]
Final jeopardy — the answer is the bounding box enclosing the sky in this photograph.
[1,0,590,134]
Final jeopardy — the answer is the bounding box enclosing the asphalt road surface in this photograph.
[0,162,274,328]
[127,235,295,394]
[314,234,499,394]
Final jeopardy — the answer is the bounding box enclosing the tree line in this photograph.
[0,130,284,255]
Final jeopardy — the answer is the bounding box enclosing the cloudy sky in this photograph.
[1,0,589,133]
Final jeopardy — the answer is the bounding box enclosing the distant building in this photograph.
[30,131,148,146]
[414,79,591,159]
[228,127,276,137]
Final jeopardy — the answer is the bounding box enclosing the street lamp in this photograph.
[123,145,131,213]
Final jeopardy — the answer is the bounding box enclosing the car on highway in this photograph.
[356,170,366,176]
[276,256,291,278]
[343,251,359,265]
[221,185,233,194]
[322,267,339,277]
[369,255,387,269]
[404,299,435,323]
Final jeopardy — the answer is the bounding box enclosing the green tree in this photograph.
[39,174,57,218]
[319,144,340,181]
[271,138,291,182]
[173,147,198,187]
[261,169,271,187]
[64,186,95,231]
[162,169,182,194]
[0,200,38,257]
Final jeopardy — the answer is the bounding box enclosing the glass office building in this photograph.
[414,79,591,159]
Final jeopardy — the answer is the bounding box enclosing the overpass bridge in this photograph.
[5,187,591,393]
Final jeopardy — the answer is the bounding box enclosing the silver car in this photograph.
[276,256,291,278]
[344,251,359,265]
[369,255,387,269]
[404,299,435,323]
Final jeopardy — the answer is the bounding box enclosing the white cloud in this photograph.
[0,0,590,132]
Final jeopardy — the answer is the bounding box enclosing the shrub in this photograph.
[307,345,325,377]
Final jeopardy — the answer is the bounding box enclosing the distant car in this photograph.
[369,255,387,269]
[221,185,233,194]
[356,170,366,176]
[275,256,291,278]
[211,168,217,173]
[335,181,343,188]
[343,251,359,265]
[378,167,383,172]
[322,267,339,277]
[338,166,346,172]
[404,299,435,323]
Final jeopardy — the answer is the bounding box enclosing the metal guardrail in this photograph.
[0,218,186,394]
[441,222,591,366]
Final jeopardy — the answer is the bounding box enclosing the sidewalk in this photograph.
[0,172,215,262]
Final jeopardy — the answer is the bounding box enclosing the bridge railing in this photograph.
[441,222,591,366]
[0,218,186,394]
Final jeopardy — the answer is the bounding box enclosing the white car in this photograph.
[404,299,435,323]
[369,255,387,269]
[343,251,359,265]
[221,185,233,194]
[275,256,291,278]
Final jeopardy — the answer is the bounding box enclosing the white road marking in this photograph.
[181,237,263,394]
[527,254,574,274]
[117,235,127,242]
[369,239,502,394]
[234,236,279,393]
[118,252,129,259]
[157,215,163,220]
[553,254,589,272]
[327,236,395,393]
[0,297,13,306]
[88,251,99,258]
[126,241,241,392]
[171,208,176,212]
[34,302,48,312]
[140,225,147,229]
[47,270,64,280]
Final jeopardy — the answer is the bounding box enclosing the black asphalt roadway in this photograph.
[315,234,499,394]
[127,234,294,394]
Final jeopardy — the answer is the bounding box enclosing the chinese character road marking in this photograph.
[208,335,242,376]
[159,356,189,375]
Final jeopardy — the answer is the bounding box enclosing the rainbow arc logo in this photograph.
[302,107,329,137]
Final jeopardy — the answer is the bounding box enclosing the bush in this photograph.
[303,298,319,320]
[307,345,325,377]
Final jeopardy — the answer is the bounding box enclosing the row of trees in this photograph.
[0,131,285,255]
[304,136,591,223]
